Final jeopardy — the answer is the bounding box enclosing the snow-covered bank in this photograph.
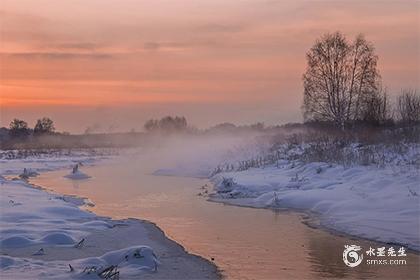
[146,137,420,251]
[210,160,420,251]
[0,149,110,177]
[0,156,219,279]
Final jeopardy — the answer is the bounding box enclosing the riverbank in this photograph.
[209,159,420,252]
[3,148,419,279]
[0,154,220,279]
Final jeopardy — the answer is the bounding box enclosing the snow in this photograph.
[0,150,105,177]
[141,138,420,252]
[64,163,91,180]
[3,141,417,277]
[210,160,420,251]
[64,170,91,180]
[19,168,40,179]
[1,246,158,279]
[0,177,159,278]
[0,152,218,279]
[0,175,158,278]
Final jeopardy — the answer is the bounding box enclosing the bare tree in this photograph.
[361,87,392,125]
[143,116,188,133]
[9,119,30,138]
[303,32,380,129]
[144,119,159,132]
[34,117,55,135]
[397,89,420,124]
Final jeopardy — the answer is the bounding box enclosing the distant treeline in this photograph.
[2,112,419,150]
[0,129,149,150]
[144,116,190,133]
[0,115,266,150]
[0,117,144,150]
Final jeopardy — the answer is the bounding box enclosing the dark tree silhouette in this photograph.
[34,117,55,135]
[159,116,187,131]
[303,32,380,129]
[9,119,30,138]
[361,87,392,126]
[397,89,420,124]
[144,116,188,133]
[144,119,159,132]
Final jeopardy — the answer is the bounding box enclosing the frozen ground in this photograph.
[0,152,219,279]
[210,159,420,251]
[0,149,111,177]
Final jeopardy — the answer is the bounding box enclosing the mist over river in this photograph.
[30,156,419,280]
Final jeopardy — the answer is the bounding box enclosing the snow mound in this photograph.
[211,160,420,251]
[40,233,76,245]
[0,246,159,279]
[64,170,91,180]
[0,179,93,250]
[0,166,161,279]
[18,168,39,179]
[80,221,113,229]
[0,236,35,248]
[0,256,15,268]
[1,233,77,248]
[77,245,159,273]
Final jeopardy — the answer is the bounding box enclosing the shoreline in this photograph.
[28,178,221,269]
[209,160,420,253]
[32,179,224,274]
[207,196,420,256]
[0,174,221,279]
[3,150,418,279]
[140,219,223,279]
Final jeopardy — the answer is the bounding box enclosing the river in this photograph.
[29,158,419,279]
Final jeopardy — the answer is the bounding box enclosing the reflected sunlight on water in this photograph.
[30,159,420,280]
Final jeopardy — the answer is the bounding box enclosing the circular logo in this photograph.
[343,245,363,267]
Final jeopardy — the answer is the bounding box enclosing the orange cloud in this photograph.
[0,0,418,132]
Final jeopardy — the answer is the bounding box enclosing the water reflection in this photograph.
[71,179,80,189]
[307,232,367,279]
[30,161,420,280]
[306,227,419,279]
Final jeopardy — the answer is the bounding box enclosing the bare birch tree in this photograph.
[303,32,380,129]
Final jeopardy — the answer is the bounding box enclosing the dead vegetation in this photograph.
[211,125,420,175]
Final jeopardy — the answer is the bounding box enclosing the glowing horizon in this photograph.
[1,0,419,133]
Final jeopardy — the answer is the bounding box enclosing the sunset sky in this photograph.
[1,0,419,133]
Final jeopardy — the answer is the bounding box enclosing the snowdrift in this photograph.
[211,160,420,251]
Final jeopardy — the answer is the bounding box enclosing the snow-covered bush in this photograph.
[210,127,419,173]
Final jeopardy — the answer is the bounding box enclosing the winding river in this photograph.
[30,158,419,279]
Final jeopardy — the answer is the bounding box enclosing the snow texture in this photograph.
[211,160,420,251]
[0,152,218,280]
[0,154,159,279]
